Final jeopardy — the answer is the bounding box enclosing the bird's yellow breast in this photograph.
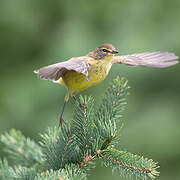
[59,57,112,93]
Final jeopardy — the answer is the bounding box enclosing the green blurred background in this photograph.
[0,0,180,179]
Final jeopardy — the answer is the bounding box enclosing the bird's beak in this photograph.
[112,50,119,54]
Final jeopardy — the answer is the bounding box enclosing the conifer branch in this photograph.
[99,148,159,179]
[72,97,94,152]
[95,77,130,150]
[34,165,87,180]
[0,158,16,179]
[13,166,38,180]
[59,129,73,169]
[0,129,43,167]
[40,126,76,170]
[0,76,160,180]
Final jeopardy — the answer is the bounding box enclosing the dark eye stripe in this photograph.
[102,49,108,52]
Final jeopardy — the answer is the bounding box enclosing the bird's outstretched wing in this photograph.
[112,52,179,68]
[34,58,90,81]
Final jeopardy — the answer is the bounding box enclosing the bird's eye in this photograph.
[102,49,108,52]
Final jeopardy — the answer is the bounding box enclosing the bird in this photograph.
[34,43,179,126]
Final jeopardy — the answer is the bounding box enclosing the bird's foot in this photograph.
[59,115,64,127]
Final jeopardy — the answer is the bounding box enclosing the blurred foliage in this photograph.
[0,0,180,179]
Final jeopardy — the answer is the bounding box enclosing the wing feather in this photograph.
[112,52,179,68]
[34,58,90,81]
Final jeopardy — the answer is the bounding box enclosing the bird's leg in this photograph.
[59,101,66,127]
[59,91,70,127]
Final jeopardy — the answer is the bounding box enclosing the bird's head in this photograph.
[87,43,118,60]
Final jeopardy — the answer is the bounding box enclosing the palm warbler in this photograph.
[34,43,179,125]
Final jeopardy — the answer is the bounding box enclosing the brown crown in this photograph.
[97,43,116,51]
